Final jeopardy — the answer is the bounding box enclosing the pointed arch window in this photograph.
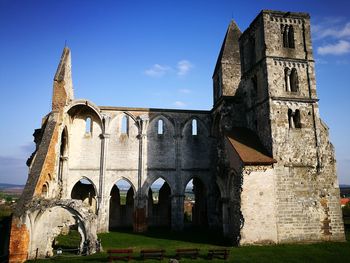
[282,25,295,49]
[121,115,128,134]
[192,119,198,136]
[283,26,289,48]
[290,68,299,92]
[288,25,295,48]
[158,119,164,135]
[42,183,48,197]
[85,117,92,134]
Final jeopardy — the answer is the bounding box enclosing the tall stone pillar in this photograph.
[172,126,184,231]
[171,194,184,230]
[97,133,110,232]
[134,115,149,232]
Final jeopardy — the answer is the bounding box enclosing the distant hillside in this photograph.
[0,183,24,190]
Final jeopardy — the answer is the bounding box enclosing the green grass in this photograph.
[53,230,81,251]
[28,227,350,263]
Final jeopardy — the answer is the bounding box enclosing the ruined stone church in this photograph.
[9,10,345,262]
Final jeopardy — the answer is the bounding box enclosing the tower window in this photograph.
[85,117,92,134]
[282,25,295,49]
[288,109,293,128]
[121,115,128,134]
[293,110,301,128]
[192,119,198,136]
[288,109,301,129]
[288,26,295,48]
[283,26,289,48]
[290,68,299,92]
[158,119,163,135]
[285,67,299,92]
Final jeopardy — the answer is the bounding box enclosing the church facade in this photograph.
[9,10,345,262]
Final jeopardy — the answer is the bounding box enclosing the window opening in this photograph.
[109,179,134,229]
[288,25,295,48]
[283,26,289,48]
[192,119,197,136]
[290,68,299,92]
[158,119,163,135]
[85,117,92,133]
[293,109,301,128]
[42,184,48,197]
[148,178,171,227]
[282,25,295,49]
[121,115,128,134]
[288,109,301,129]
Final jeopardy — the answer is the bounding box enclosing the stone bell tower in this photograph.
[239,10,345,242]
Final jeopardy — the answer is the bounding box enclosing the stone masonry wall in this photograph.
[240,166,277,245]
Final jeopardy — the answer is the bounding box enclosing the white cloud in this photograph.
[317,40,350,55]
[144,64,171,77]
[173,101,186,107]
[178,88,191,94]
[314,22,350,40]
[177,60,193,76]
[315,58,328,65]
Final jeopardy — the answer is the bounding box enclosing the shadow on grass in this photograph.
[109,226,232,247]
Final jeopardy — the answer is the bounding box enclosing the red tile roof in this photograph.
[225,128,276,165]
[341,198,350,206]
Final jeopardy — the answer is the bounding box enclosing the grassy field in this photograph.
[27,227,350,263]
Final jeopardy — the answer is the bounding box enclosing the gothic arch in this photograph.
[108,177,136,196]
[181,116,209,137]
[147,177,172,227]
[66,100,103,126]
[70,177,98,213]
[183,177,208,226]
[148,113,176,128]
[144,176,174,196]
[148,114,175,135]
[28,200,97,258]
[107,111,138,135]
[70,176,98,197]
[109,178,135,229]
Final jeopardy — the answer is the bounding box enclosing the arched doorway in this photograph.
[148,178,171,227]
[71,178,97,213]
[29,203,97,258]
[109,179,135,229]
[184,178,208,227]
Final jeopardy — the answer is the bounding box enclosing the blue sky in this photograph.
[0,0,349,185]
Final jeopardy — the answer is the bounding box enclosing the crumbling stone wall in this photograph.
[10,9,345,262]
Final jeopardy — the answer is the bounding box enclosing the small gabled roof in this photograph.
[225,128,276,165]
[213,20,241,78]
